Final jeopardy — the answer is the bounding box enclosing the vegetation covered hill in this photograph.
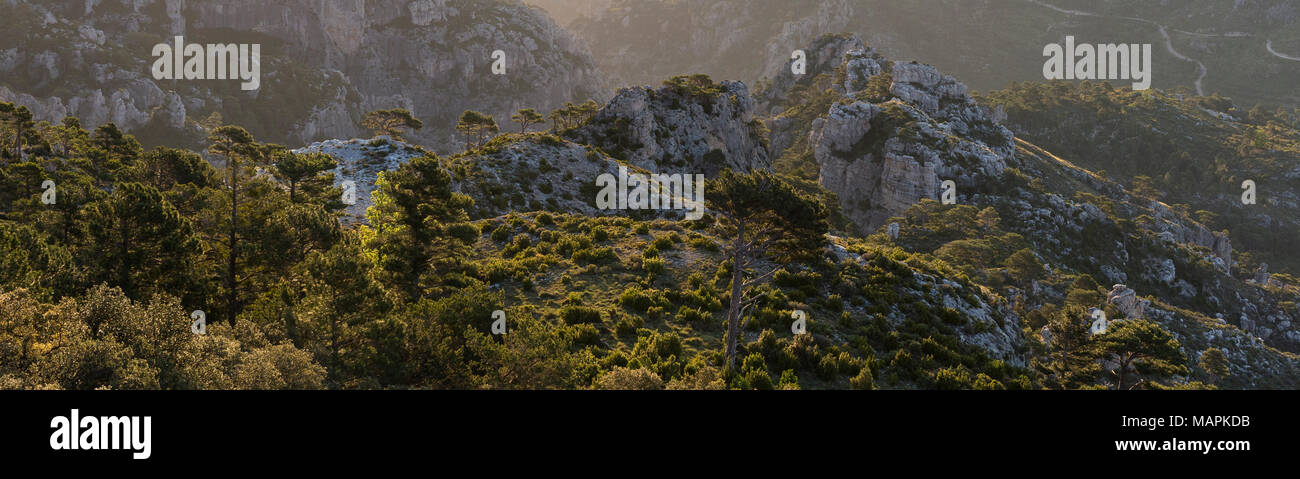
[980,81,1300,277]
[2,27,1297,389]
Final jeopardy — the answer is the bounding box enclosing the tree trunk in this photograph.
[330,290,339,373]
[724,222,746,372]
[227,157,239,324]
[118,214,130,296]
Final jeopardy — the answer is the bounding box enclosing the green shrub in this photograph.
[850,366,875,390]
[491,225,510,243]
[560,305,603,325]
[572,246,617,264]
[777,370,800,390]
[652,234,677,251]
[619,286,670,312]
[674,306,709,323]
[643,256,667,275]
[595,367,664,390]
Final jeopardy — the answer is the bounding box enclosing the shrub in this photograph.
[690,236,718,251]
[850,366,875,390]
[614,315,643,336]
[595,367,664,390]
[643,256,667,275]
[570,324,601,346]
[560,305,603,325]
[818,353,839,380]
[652,234,677,251]
[674,306,710,323]
[777,370,801,390]
[572,246,617,264]
[491,225,510,242]
[619,286,670,312]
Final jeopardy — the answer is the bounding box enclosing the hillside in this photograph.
[2,15,1298,389]
[0,0,605,151]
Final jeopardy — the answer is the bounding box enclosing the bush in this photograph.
[491,225,510,243]
[777,370,800,390]
[619,286,670,312]
[560,305,603,325]
[614,315,643,336]
[594,367,664,390]
[652,234,677,251]
[849,366,875,390]
[570,324,601,346]
[643,256,667,275]
[674,306,710,323]
[572,246,617,264]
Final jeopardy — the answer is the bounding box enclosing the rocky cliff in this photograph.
[0,0,605,150]
[567,77,770,176]
[762,35,1013,233]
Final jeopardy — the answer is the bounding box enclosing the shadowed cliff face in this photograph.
[0,0,606,151]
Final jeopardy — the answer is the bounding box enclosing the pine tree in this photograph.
[366,155,476,298]
[361,109,423,141]
[83,182,204,302]
[1093,319,1188,390]
[510,108,544,134]
[708,168,828,372]
[1198,347,1229,385]
[273,151,336,203]
[297,235,389,381]
[1035,305,1102,389]
[0,102,34,161]
[207,125,260,324]
[456,110,498,149]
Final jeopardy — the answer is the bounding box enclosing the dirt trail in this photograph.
[1266,39,1300,62]
[1028,0,1210,94]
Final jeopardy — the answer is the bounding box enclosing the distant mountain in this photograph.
[560,0,1300,108]
[0,0,606,151]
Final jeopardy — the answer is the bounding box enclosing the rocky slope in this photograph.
[312,75,770,224]
[0,0,605,150]
[753,33,1300,383]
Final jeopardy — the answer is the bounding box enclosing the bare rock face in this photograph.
[1108,284,1149,319]
[568,79,770,176]
[1146,200,1234,272]
[795,36,1013,233]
